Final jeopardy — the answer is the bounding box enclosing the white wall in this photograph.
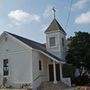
[32,50,48,88]
[46,30,66,60]
[0,33,33,87]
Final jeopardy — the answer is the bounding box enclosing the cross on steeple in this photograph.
[52,7,56,19]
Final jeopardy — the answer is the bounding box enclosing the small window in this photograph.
[3,59,9,76]
[62,38,64,46]
[39,60,42,71]
[49,37,56,47]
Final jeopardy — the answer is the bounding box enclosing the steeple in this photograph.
[45,7,66,34]
[45,19,66,34]
[45,8,66,60]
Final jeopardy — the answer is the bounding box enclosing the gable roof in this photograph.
[7,32,64,62]
[45,19,66,34]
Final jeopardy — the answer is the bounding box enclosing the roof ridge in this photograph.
[7,32,44,45]
[6,31,63,62]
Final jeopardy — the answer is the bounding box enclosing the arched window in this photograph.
[39,60,42,71]
[62,38,64,46]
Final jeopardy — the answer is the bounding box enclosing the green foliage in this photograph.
[62,64,75,83]
[62,64,75,78]
[66,31,90,85]
[66,31,90,70]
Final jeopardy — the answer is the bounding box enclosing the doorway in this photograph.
[48,64,60,81]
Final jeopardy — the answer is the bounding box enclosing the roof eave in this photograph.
[32,48,65,64]
[45,29,66,35]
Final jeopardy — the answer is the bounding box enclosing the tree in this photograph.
[66,31,90,85]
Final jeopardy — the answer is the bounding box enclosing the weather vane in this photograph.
[52,7,56,19]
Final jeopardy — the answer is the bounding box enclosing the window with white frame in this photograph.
[3,59,9,76]
[39,60,42,71]
[62,38,64,47]
[49,37,56,47]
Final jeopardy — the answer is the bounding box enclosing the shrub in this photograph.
[62,64,75,84]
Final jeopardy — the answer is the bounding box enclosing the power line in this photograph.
[65,0,73,29]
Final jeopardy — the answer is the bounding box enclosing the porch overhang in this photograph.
[33,48,66,64]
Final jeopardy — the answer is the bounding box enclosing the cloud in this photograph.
[43,5,53,18]
[75,11,90,24]
[72,0,89,9]
[8,10,40,25]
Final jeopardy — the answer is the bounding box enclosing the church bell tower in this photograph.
[45,8,66,60]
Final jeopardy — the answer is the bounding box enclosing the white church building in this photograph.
[0,19,71,89]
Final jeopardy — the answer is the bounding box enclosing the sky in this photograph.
[0,0,90,43]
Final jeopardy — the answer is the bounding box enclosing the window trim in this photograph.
[39,60,43,71]
[62,38,64,47]
[49,37,57,48]
[3,59,9,76]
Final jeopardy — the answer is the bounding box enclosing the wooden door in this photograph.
[56,64,60,81]
[48,64,60,81]
[48,64,54,81]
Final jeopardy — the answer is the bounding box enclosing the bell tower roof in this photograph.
[45,19,66,34]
